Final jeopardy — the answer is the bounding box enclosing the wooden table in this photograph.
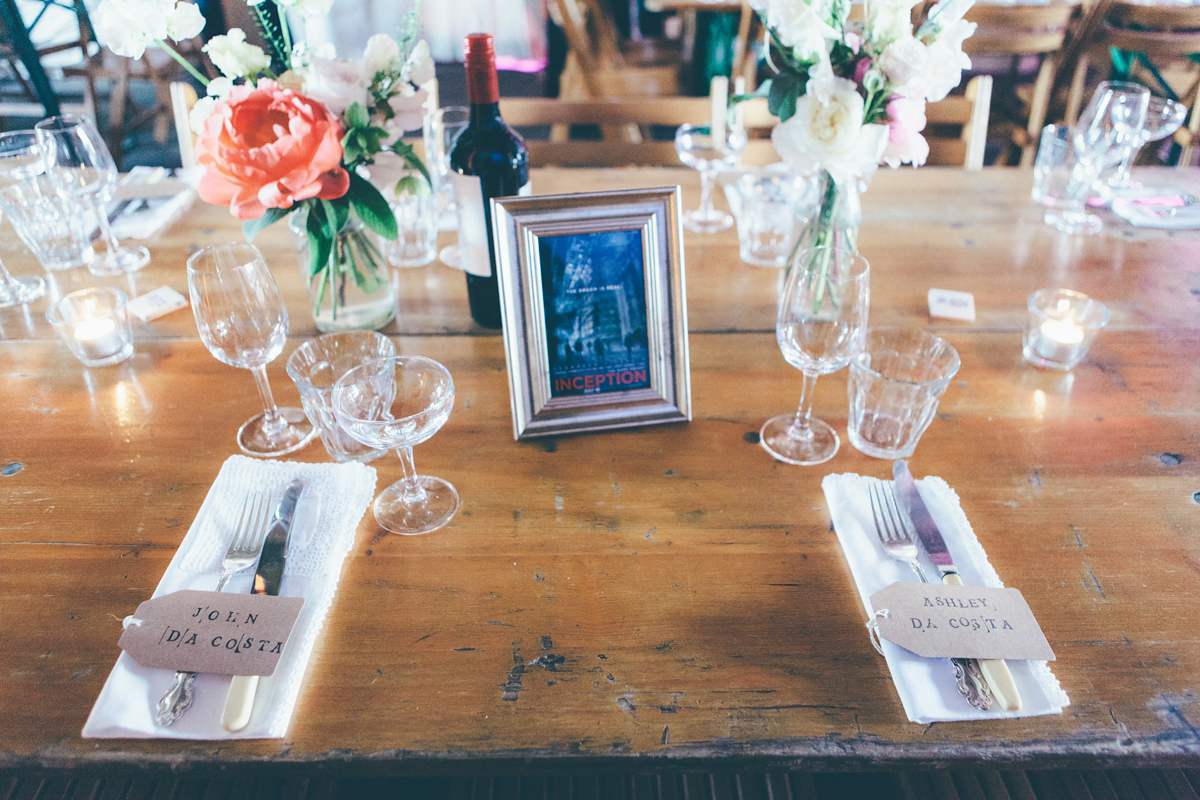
[2,167,1199,775]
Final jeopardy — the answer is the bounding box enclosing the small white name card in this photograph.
[129,286,188,322]
[927,288,976,321]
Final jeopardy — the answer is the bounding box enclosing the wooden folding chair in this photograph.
[925,75,994,170]
[552,0,682,99]
[963,1,1079,165]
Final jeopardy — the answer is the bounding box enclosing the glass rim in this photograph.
[45,286,127,325]
[851,325,960,385]
[1027,288,1111,328]
[331,354,453,424]
[285,331,396,385]
[186,241,265,275]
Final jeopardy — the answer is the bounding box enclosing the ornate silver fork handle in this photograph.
[954,658,994,711]
[154,672,197,725]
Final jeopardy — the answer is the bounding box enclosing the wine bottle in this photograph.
[449,32,530,329]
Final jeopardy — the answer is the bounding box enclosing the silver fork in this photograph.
[153,490,272,727]
[868,480,994,711]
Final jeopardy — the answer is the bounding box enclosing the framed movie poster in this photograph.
[490,187,690,439]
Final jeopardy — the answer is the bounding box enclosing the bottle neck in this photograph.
[468,102,504,129]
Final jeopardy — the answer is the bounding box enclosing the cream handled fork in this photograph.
[868,480,995,711]
[153,490,273,727]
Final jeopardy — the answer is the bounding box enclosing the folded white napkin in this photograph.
[822,472,1070,723]
[110,187,197,241]
[83,455,375,739]
[1111,198,1200,229]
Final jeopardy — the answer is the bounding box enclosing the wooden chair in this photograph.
[962,1,1079,166]
[1066,2,1200,164]
[169,81,198,168]
[925,75,993,170]
[552,0,682,99]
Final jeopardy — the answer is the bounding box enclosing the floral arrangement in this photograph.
[750,0,977,184]
[92,0,433,322]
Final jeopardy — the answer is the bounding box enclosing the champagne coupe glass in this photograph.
[188,243,317,457]
[1105,95,1187,190]
[333,355,459,535]
[760,246,870,465]
[34,114,150,275]
[675,122,747,233]
[1046,81,1149,235]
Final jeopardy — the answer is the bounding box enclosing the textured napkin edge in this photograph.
[821,471,1071,719]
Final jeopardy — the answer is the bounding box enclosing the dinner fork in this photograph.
[868,480,994,711]
[154,490,272,727]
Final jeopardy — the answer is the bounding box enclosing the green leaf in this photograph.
[305,205,333,279]
[392,140,433,188]
[344,102,370,129]
[242,207,288,241]
[347,171,398,240]
[767,70,802,123]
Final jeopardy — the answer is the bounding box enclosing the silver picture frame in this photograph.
[491,187,691,440]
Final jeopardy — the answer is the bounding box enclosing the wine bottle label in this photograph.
[448,173,532,278]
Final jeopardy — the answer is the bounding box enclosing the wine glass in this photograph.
[187,243,317,457]
[34,114,150,275]
[1104,95,1187,190]
[675,123,746,233]
[0,200,45,306]
[1046,81,1149,235]
[760,246,870,465]
[333,355,459,535]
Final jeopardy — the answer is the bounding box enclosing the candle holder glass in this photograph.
[1023,288,1110,370]
[46,287,134,367]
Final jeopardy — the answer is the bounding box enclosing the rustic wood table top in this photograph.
[2,167,1199,773]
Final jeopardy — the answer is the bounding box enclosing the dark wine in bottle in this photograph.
[449,32,529,329]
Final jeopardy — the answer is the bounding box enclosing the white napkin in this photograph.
[1111,198,1200,229]
[822,472,1070,723]
[83,455,376,739]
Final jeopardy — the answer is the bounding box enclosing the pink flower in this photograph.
[881,94,929,168]
[853,56,872,85]
[195,79,350,220]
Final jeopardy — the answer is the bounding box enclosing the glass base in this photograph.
[375,475,460,535]
[1045,209,1102,235]
[760,413,839,465]
[89,244,150,275]
[237,406,317,458]
[0,275,45,307]
[683,208,734,234]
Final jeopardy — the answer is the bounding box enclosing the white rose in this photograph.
[403,40,435,87]
[361,34,401,82]
[385,85,429,137]
[203,28,271,79]
[867,0,919,46]
[877,36,931,98]
[299,58,369,117]
[770,77,888,184]
[93,0,171,59]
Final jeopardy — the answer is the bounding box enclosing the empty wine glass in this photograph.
[1046,81,1149,235]
[34,114,150,275]
[675,123,746,233]
[333,355,459,535]
[0,208,45,307]
[188,242,317,457]
[760,246,870,465]
[1105,95,1187,190]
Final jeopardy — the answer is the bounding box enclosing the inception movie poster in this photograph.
[539,230,651,399]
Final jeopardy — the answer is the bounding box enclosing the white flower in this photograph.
[760,0,837,62]
[867,0,919,47]
[881,95,929,167]
[877,36,931,98]
[299,58,369,117]
[771,77,888,184]
[203,28,271,79]
[166,2,205,40]
[361,34,401,82]
[207,75,235,96]
[276,0,334,18]
[403,40,435,87]
[805,56,836,104]
[384,84,429,137]
[189,95,216,133]
[93,0,170,58]
[922,18,975,101]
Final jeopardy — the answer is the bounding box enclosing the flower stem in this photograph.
[156,40,209,86]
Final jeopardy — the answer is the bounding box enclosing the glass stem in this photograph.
[394,446,428,503]
[250,365,287,436]
[92,197,123,257]
[1111,141,1143,187]
[786,370,820,442]
[697,168,715,217]
[0,256,19,292]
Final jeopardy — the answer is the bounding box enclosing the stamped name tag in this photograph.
[927,288,976,321]
[118,590,304,676]
[869,582,1054,661]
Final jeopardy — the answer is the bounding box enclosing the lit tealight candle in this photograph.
[72,314,124,362]
[1039,317,1085,346]
[1023,289,1110,371]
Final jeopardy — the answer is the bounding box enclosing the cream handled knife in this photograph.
[221,477,306,732]
[892,461,1022,712]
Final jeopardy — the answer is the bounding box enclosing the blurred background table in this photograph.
[2,167,1200,791]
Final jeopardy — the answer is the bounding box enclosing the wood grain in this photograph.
[1,168,1199,772]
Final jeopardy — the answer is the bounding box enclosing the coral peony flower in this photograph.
[195,79,350,220]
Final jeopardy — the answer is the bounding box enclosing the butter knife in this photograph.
[893,461,1022,712]
[220,477,306,732]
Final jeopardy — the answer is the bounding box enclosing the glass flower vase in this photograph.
[790,168,863,277]
[292,209,396,333]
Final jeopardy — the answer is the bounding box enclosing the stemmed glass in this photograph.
[34,114,150,275]
[1047,81,1149,235]
[760,246,870,465]
[1104,95,1187,191]
[333,355,459,535]
[187,243,317,457]
[675,123,746,233]
[0,211,45,307]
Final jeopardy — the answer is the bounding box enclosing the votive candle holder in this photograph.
[1022,288,1109,370]
[46,287,134,367]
